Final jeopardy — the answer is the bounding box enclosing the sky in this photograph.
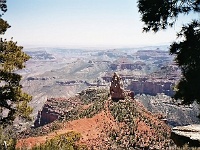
[2,0,199,48]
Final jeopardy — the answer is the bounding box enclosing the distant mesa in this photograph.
[26,51,55,60]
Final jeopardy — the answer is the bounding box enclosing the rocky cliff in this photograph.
[136,94,200,126]
[34,97,83,127]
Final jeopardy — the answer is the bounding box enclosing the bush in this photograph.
[21,131,87,150]
[0,126,16,150]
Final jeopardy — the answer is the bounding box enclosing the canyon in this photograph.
[12,46,200,148]
[18,46,199,125]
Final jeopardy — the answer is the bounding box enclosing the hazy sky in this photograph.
[2,0,199,48]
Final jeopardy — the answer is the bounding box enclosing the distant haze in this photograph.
[3,0,199,48]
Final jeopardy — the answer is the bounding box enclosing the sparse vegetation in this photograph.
[175,144,200,150]
[19,88,109,139]
[15,87,199,149]
[78,88,108,118]
[108,97,174,149]
[0,126,17,150]
[19,131,87,150]
[79,88,109,104]
[66,88,108,120]
[19,121,62,139]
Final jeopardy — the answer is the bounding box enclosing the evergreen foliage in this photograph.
[170,21,200,105]
[138,0,200,106]
[0,0,32,125]
[138,0,200,32]
[0,126,16,150]
[0,0,7,17]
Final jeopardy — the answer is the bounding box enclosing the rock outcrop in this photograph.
[34,97,82,127]
[110,73,125,101]
[171,124,200,147]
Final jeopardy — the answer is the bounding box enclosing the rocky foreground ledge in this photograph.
[171,124,200,147]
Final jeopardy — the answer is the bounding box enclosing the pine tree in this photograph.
[0,0,32,126]
[138,0,200,107]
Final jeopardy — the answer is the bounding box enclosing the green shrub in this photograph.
[25,131,87,150]
[0,126,16,150]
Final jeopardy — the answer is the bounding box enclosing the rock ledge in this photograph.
[172,124,200,147]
